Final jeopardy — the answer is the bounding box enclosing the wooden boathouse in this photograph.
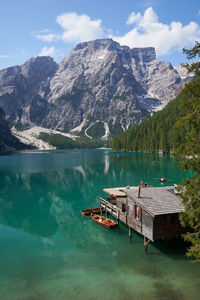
[100,186,185,248]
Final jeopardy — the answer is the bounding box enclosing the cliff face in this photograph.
[0,56,57,125]
[0,39,191,140]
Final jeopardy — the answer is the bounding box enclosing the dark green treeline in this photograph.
[0,108,28,151]
[112,94,188,153]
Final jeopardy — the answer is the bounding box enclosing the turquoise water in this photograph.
[0,149,199,300]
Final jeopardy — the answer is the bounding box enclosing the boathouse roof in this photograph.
[122,186,184,217]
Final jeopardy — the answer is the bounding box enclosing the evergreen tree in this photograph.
[111,95,185,153]
[176,42,200,262]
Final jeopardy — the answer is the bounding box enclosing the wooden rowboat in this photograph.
[81,207,103,216]
[91,213,117,228]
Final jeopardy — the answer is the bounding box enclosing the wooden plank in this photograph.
[103,186,138,197]
[122,186,184,216]
[142,210,153,240]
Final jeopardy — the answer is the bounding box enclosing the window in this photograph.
[133,204,141,221]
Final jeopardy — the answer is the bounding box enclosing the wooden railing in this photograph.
[100,197,126,223]
[100,197,142,232]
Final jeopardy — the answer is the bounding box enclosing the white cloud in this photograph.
[56,12,104,43]
[0,54,15,58]
[39,29,52,34]
[34,13,104,45]
[39,46,56,56]
[39,46,64,60]
[32,29,60,42]
[126,12,141,25]
[0,55,10,58]
[139,1,158,8]
[36,33,60,42]
[34,8,200,58]
[110,7,200,56]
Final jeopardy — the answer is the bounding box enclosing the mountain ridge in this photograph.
[0,38,192,146]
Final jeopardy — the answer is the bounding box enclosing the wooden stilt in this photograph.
[144,237,150,250]
[106,208,108,218]
[99,198,102,215]
[129,227,132,240]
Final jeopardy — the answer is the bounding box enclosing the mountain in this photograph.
[0,38,192,143]
[0,56,57,125]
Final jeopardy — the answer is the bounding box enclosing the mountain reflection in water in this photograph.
[0,150,198,300]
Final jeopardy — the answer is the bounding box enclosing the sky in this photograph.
[0,0,200,70]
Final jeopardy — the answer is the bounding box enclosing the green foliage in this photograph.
[0,108,30,151]
[14,122,31,131]
[179,177,200,262]
[30,103,47,123]
[183,41,200,77]
[112,95,187,153]
[108,120,123,136]
[86,122,105,138]
[175,80,200,172]
[114,91,130,101]
[175,42,200,262]
[38,132,110,149]
[59,86,90,108]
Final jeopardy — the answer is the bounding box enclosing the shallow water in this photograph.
[0,149,199,300]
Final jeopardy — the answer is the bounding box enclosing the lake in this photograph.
[0,149,199,300]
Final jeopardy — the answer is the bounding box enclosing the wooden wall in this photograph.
[127,198,153,240]
[142,210,154,241]
[153,213,184,240]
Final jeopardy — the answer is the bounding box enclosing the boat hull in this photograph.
[91,214,117,228]
[81,208,103,216]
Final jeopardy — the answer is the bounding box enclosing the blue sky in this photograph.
[0,0,200,70]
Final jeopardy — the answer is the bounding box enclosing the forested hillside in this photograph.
[112,93,188,153]
[0,108,28,151]
[38,132,110,149]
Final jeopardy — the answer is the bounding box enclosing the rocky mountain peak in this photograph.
[72,38,156,62]
[0,38,193,142]
[73,38,115,51]
[0,56,58,124]
[21,56,58,81]
[131,47,156,63]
